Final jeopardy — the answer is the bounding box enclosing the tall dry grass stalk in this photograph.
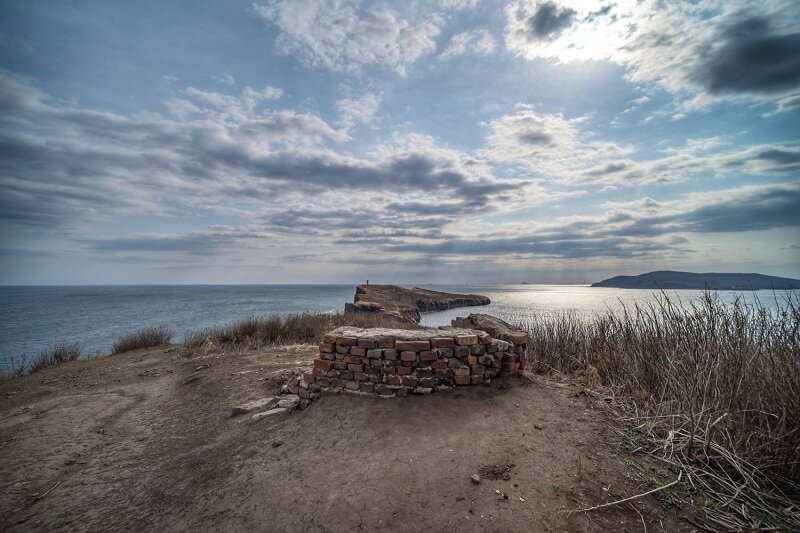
[525,291,800,530]
[111,326,172,354]
[181,312,417,356]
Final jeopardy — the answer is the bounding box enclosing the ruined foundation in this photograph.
[284,314,528,405]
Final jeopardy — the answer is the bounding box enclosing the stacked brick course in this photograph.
[284,315,528,406]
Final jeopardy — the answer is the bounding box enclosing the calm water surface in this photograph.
[0,284,793,369]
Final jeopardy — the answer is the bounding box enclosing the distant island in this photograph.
[592,271,800,290]
[344,284,490,323]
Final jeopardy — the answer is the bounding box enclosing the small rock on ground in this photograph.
[251,408,287,421]
[231,397,278,417]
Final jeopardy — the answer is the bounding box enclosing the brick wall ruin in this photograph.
[283,314,528,405]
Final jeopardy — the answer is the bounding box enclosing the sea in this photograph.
[0,284,794,370]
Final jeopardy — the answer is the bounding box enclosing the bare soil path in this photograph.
[1,346,698,532]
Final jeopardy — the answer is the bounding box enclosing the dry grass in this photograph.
[181,312,417,356]
[112,326,172,354]
[524,291,800,531]
[28,342,82,373]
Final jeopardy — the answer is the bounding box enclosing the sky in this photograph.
[0,0,798,285]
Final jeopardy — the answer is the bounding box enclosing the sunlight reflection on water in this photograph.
[419,284,795,330]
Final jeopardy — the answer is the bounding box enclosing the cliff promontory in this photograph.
[344,284,490,323]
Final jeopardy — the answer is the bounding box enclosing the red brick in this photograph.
[400,351,418,362]
[323,333,337,343]
[345,381,360,391]
[416,367,433,378]
[355,372,368,382]
[350,347,366,356]
[375,385,394,397]
[337,336,358,346]
[454,375,471,385]
[453,368,470,377]
[387,375,402,386]
[384,349,398,360]
[369,359,382,368]
[377,338,395,349]
[395,340,431,351]
[431,361,447,370]
[303,372,315,382]
[471,365,486,375]
[420,350,437,361]
[402,376,418,387]
[467,356,478,365]
[486,343,498,353]
[431,337,456,348]
[447,359,462,368]
[314,359,333,371]
[357,338,377,349]
[312,367,325,377]
[319,342,334,353]
[347,363,363,372]
[478,333,492,345]
[397,366,412,375]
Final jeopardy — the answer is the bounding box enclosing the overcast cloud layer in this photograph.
[0,0,798,284]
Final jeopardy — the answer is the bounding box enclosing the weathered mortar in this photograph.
[284,314,528,405]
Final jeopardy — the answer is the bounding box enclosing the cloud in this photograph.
[525,2,576,40]
[440,30,496,59]
[481,106,800,185]
[254,0,442,74]
[505,0,800,109]
[387,182,800,259]
[0,70,533,260]
[335,92,382,130]
[439,0,479,9]
[217,72,236,86]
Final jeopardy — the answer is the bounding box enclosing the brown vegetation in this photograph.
[181,312,418,356]
[29,342,82,373]
[111,326,172,354]
[524,291,800,531]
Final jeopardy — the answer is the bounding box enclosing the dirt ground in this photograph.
[0,345,701,532]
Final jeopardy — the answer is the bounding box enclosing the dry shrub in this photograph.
[112,326,172,354]
[29,341,82,373]
[525,291,800,530]
[181,312,416,356]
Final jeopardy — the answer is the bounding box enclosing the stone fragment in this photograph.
[367,349,383,359]
[360,382,375,393]
[454,375,470,385]
[350,347,366,356]
[357,339,377,349]
[470,474,481,484]
[337,336,358,346]
[345,381,360,391]
[322,333,337,343]
[384,349,398,360]
[455,335,478,346]
[412,387,433,395]
[251,407,287,421]
[375,385,395,397]
[277,394,300,409]
[231,397,278,416]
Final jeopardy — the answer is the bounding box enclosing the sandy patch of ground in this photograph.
[1,345,698,532]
